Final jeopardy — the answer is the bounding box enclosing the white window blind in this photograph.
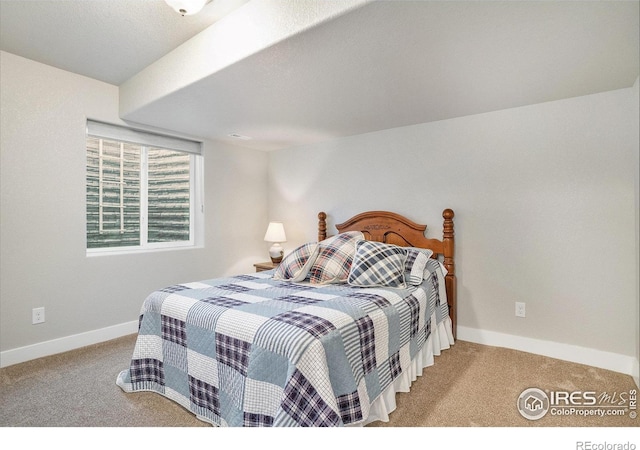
[86,120,203,253]
[86,120,202,155]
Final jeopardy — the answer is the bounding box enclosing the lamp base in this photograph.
[269,243,283,264]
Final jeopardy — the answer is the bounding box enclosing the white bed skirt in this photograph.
[351,315,455,427]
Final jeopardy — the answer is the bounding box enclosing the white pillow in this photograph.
[405,247,434,285]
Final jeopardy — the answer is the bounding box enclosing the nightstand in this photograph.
[253,261,279,272]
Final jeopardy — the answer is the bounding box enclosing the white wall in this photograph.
[268,86,638,374]
[0,51,268,365]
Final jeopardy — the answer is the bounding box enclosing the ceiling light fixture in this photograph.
[165,0,208,16]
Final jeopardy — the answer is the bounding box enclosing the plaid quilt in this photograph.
[116,264,451,427]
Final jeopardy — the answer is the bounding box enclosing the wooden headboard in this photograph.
[317,210,456,339]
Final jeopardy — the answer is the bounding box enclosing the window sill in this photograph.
[86,242,201,257]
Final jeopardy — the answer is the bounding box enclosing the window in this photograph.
[86,120,203,254]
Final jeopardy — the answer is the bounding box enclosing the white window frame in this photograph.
[86,120,204,257]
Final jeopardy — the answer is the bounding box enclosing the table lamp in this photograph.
[264,222,287,263]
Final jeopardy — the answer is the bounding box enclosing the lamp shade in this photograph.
[264,222,286,243]
[165,0,207,16]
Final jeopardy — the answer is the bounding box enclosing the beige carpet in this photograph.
[0,334,637,428]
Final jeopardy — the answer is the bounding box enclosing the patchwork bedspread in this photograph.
[116,263,452,427]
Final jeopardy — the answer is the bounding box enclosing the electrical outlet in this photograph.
[515,302,526,318]
[32,307,45,324]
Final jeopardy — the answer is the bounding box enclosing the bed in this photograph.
[116,209,457,426]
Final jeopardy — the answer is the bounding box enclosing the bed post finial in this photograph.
[318,212,327,242]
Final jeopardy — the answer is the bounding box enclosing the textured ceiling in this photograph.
[1,0,639,151]
[0,0,250,84]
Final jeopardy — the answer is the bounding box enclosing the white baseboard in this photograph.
[458,325,637,379]
[0,321,138,368]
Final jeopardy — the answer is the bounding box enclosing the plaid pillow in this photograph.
[308,231,363,284]
[348,240,408,288]
[273,242,319,282]
[405,247,434,285]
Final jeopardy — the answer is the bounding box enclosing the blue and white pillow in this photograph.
[405,247,434,285]
[347,240,408,288]
[273,242,319,282]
